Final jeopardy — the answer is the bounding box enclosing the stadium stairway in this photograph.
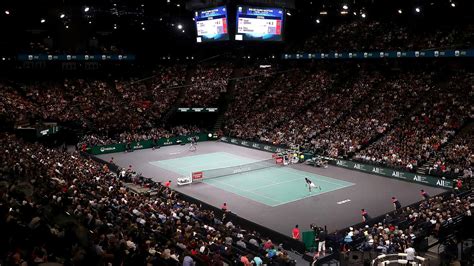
[212,67,240,131]
[161,65,195,123]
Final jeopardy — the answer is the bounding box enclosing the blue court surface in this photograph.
[150,152,354,207]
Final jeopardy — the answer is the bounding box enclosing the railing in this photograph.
[371,254,428,266]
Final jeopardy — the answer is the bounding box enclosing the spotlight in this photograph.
[84,7,90,12]
[361,13,366,18]
[177,24,182,29]
[286,12,291,16]
[4,10,10,15]
[40,19,46,23]
[451,3,456,7]
[88,21,92,24]
[415,7,421,13]
[316,19,320,24]
[342,5,348,10]
[60,14,65,19]
[65,25,69,29]
[142,27,145,31]
[398,9,403,14]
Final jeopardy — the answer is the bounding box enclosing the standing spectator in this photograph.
[164,180,172,187]
[221,202,228,212]
[392,196,402,210]
[420,189,430,200]
[292,224,300,240]
[361,209,370,222]
[317,227,327,256]
[405,245,416,263]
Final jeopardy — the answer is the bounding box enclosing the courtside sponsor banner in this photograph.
[220,137,283,153]
[192,171,204,180]
[88,133,209,155]
[276,157,284,165]
[328,158,452,189]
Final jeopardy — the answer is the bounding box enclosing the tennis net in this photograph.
[191,158,280,182]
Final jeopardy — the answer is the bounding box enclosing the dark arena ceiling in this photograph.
[0,0,473,58]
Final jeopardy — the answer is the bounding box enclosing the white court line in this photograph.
[268,186,352,207]
[278,167,355,186]
[204,178,282,204]
[247,176,304,191]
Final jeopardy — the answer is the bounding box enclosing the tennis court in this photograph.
[150,152,354,207]
[98,141,446,234]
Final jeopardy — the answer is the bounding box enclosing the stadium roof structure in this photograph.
[0,0,472,57]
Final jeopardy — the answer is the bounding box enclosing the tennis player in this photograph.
[189,136,197,152]
[305,177,321,193]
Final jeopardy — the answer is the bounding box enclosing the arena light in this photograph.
[65,25,69,29]
[177,24,183,29]
[415,7,421,13]
[84,7,90,12]
[361,13,366,18]
[451,3,456,7]
[286,12,291,16]
[142,27,145,31]
[40,18,46,23]
[319,11,328,15]
[340,11,348,15]
[4,10,10,15]
[60,13,65,19]
[398,9,403,14]
[342,5,349,10]
[88,21,92,24]
[316,19,320,24]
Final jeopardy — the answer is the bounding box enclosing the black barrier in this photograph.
[84,152,306,254]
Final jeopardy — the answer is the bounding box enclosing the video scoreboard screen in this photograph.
[236,6,284,41]
[194,6,229,43]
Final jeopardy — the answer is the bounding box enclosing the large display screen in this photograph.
[236,6,284,41]
[194,6,229,43]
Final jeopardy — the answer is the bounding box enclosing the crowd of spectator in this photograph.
[337,191,473,258]
[355,71,473,172]
[182,64,232,107]
[1,62,472,177]
[78,126,201,148]
[299,21,473,52]
[428,122,474,178]
[222,64,472,177]
[0,133,296,265]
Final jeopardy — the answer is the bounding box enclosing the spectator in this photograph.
[405,245,416,263]
[392,197,402,210]
[292,224,300,240]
